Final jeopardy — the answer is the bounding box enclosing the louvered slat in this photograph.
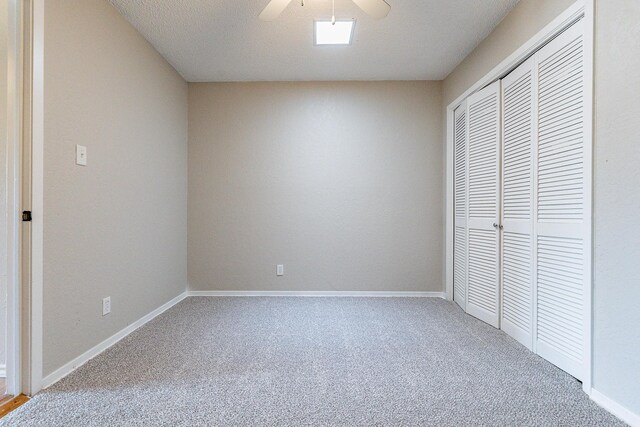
[468,229,498,314]
[468,93,498,219]
[537,35,584,222]
[503,71,533,220]
[537,235,584,362]
[455,109,467,218]
[454,226,466,306]
[453,104,468,310]
[502,232,532,333]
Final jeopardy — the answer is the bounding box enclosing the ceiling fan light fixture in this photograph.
[314,20,355,46]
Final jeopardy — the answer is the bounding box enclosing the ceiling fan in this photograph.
[259,0,391,21]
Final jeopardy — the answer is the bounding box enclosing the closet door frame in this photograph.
[444,0,594,392]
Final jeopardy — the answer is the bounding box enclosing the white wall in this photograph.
[42,0,188,376]
[188,81,443,293]
[442,0,575,106]
[592,0,640,416]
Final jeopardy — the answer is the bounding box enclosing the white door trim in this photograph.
[24,0,45,396]
[581,0,595,396]
[187,291,446,298]
[4,0,24,397]
[445,0,593,392]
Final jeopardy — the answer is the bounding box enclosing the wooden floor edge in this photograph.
[0,394,30,418]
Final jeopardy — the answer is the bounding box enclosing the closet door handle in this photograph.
[493,223,499,228]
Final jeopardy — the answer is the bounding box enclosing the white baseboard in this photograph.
[40,290,444,389]
[41,291,187,389]
[591,388,640,427]
[0,364,5,377]
[187,290,446,298]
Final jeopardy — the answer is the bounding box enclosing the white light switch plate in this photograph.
[276,265,284,276]
[76,144,87,166]
[102,296,111,316]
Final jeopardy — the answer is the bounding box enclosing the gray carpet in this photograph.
[1,297,623,426]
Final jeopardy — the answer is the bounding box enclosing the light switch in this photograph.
[76,145,87,166]
[102,296,111,316]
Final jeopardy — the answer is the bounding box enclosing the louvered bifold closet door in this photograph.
[465,81,501,328]
[454,102,468,310]
[534,19,588,381]
[500,56,535,349]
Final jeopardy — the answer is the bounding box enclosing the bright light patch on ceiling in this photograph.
[314,20,355,46]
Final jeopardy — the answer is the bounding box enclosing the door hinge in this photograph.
[22,210,32,222]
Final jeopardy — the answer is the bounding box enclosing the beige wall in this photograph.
[188,81,443,293]
[43,0,187,376]
[592,0,640,415]
[443,0,575,107]
[443,0,640,417]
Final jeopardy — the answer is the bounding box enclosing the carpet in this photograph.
[0,297,624,426]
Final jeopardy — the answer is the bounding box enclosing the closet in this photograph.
[453,18,590,382]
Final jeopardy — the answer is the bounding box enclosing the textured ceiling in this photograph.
[109,0,520,82]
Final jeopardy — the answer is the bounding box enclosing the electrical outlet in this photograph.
[102,297,111,316]
[76,145,87,166]
[276,264,284,276]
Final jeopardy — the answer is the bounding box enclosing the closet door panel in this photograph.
[453,103,468,310]
[501,56,535,349]
[465,81,501,328]
[534,20,587,381]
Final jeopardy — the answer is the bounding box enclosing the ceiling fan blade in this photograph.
[259,0,294,21]
[352,0,391,19]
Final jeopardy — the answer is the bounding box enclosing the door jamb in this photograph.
[22,0,44,396]
[4,0,24,397]
[12,0,44,396]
